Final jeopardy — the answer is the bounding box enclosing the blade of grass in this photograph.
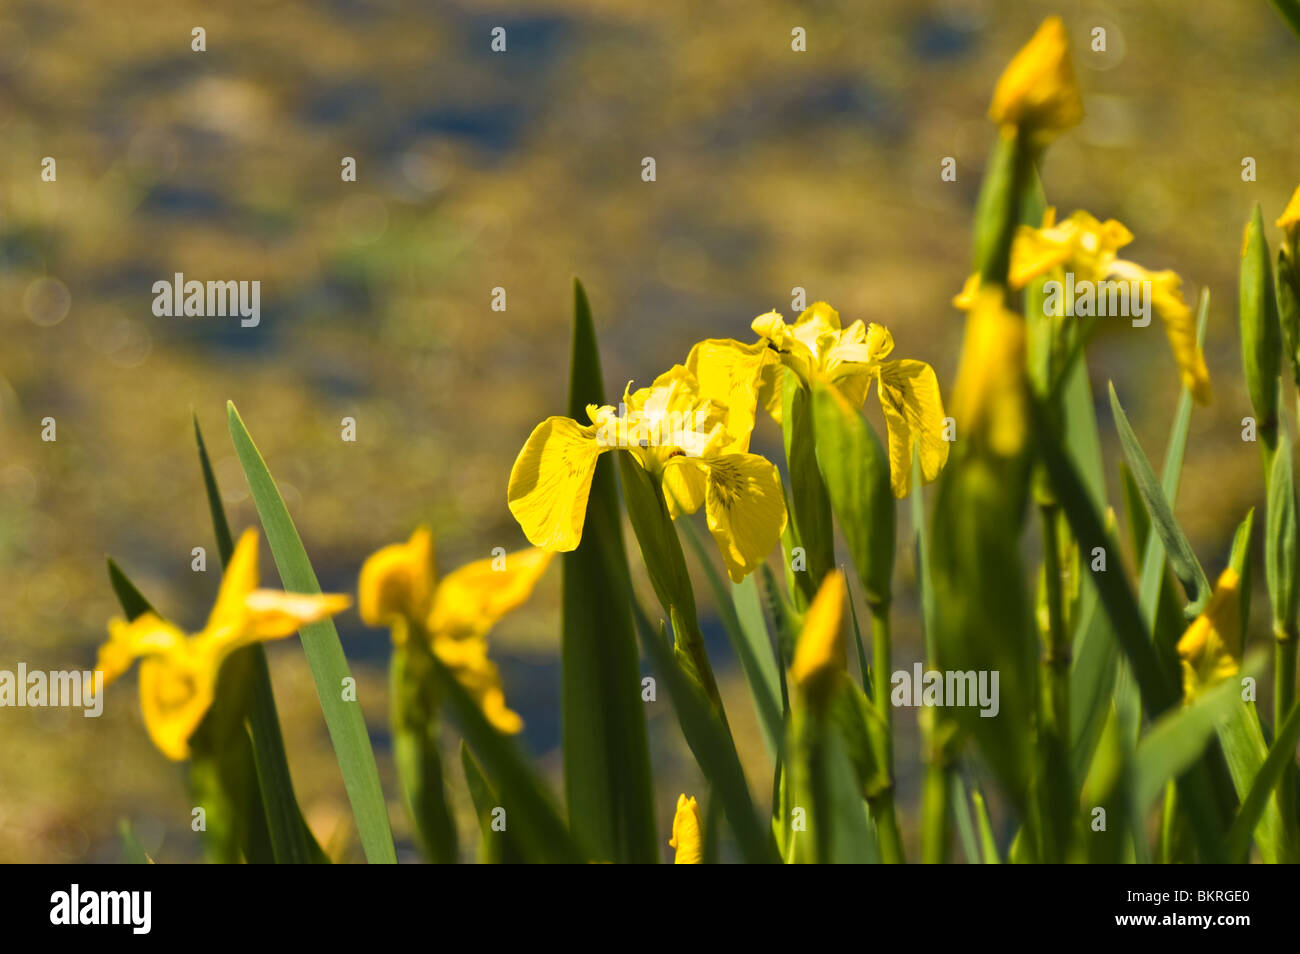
[227,401,396,864]
[1134,654,1265,811]
[195,413,321,865]
[1227,698,1300,861]
[1109,383,1210,616]
[632,605,776,863]
[558,279,658,863]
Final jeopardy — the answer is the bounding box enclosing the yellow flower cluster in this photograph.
[508,305,948,581]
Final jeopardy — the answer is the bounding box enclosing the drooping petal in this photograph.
[690,452,788,582]
[1150,268,1211,405]
[427,547,554,642]
[988,16,1083,143]
[507,416,606,551]
[97,614,186,684]
[137,647,218,761]
[876,358,950,497]
[789,570,846,694]
[1177,568,1241,700]
[433,636,523,734]
[669,793,703,864]
[661,454,708,518]
[358,526,437,629]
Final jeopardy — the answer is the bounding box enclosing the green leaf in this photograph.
[633,607,776,863]
[810,380,895,609]
[1265,429,1298,628]
[971,786,1001,864]
[1227,698,1300,861]
[677,514,781,760]
[948,772,979,864]
[195,413,323,865]
[107,558,154,619]
[1109,383,1210,615]
[1271,0,1300,39]
[782,374,834,604]
[1134,655,1264,812]
[1032,396,1227,862]
[1240,204,1281,448]
[556,280,659,863]
[226,401,396,864]
[391,644,457,863]
[460,741,524,864]
[436,659,584,863]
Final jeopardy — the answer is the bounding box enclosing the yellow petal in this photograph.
[1176,568,1241,700]
[203,528,260,635]
[97,614,186,684]
[953,273,982,311]
[951,287,1027,457]
[1278,184,1300,230]
[433,636,523,734]
[358,526,437,628]
[661,453,708,518]
[789,570,846,693]
[988,16,1083,142]
[684,337,774,453]
[675,452,787,582]
[507,416,606,551]
[1008,222,1074,288]
[428,547,553,642]
[138,647,217,761]
[669,793,703,864]
[758,361,786,426]
[240,590,352,641]
[1149,268,1211,405]
[876,359,950,497]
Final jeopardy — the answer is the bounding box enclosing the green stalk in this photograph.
[1276,621,1297,819]
[867,610,905,864]
[618,453,724,711]
[921,762,950,864]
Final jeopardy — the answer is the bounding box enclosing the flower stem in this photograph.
[868,608,906,863]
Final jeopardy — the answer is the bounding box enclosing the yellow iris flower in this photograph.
[751,302,949,497]
[1176,568,1242,701]
[789,569,846,697]
[669,793,703,864]
[508,363,787,582]
[955,208,1211,405]
[988,16,1083,144]
[358,527,552,735]
[97,529,351,761]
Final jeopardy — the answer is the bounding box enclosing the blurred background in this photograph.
[2,0,1298,862]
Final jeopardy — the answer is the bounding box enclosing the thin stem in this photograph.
[1276,621,1297,820]
[868,608,906,863]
